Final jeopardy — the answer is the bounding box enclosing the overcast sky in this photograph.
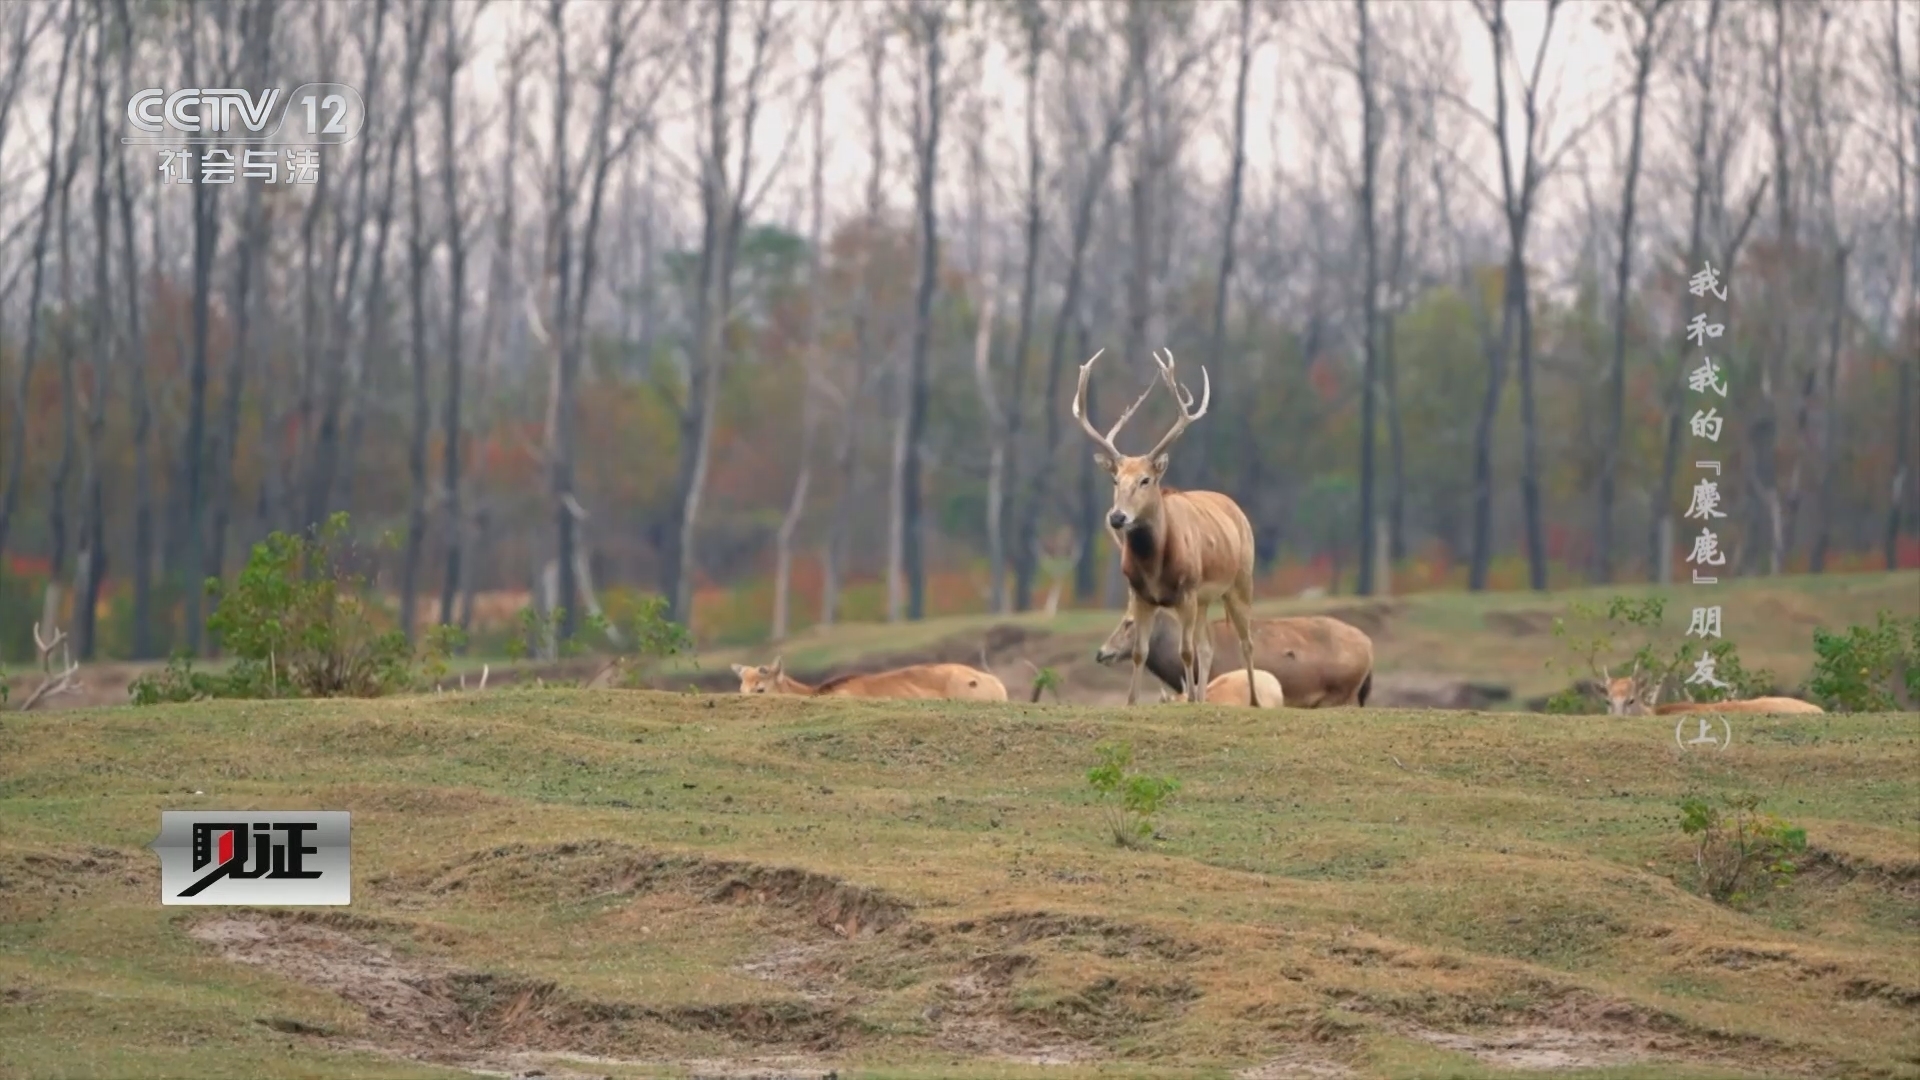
[0,0,1911,303]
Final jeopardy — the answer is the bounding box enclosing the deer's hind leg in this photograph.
[1223,580,1260,707]
[1192,601,1218,701]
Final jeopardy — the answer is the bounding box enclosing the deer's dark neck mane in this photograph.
[1120,508,1181,607]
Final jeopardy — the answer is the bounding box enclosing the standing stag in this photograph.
[1073,348,1260,705]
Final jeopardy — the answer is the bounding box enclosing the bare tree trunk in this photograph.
[437,0,473,626]
[664,0,740,626]
[1383,89,1414,562]
[44,14,86,642]
[1470,0,1555,593]
[0,4,74,564]
[900,0,943,621]
[206,0,276,606]
[1355,0,1381,595]
[75,0,113,660]
[1200,0,1253,493]
[401,1,434,644]
[176,3,240,652]
[1595,0,1667,583]
[994,9,1045,615]
[1808,246,1848,572]
[543,0,580,639]
[302,0,390,532]
[771,14,837,642]
[1652,0,1720,579]
[1889,0,1917,569]
[108,0,154,657]
[821,20,887,627]
[1010,28,1136,610]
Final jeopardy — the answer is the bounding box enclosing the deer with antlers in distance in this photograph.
[1074,347,1260,706]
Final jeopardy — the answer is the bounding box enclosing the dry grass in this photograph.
[1,683,1915,1079]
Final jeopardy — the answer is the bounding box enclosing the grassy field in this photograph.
[662,571,1920,707]
[2,682,1916,1079]
[20,571,1917,713]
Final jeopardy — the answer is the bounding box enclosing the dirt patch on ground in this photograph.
[0,845,153,922]
[926,950,1097,1065]
[375,841,911,939]
[949,910,1204,963]
[1235,1050,1359,1078]
[1409,1024,1660,1070]
[191,911,849,1075]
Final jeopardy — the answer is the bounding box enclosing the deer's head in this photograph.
[731,657,790,694]
[1072,348,1211,535]
[1602,660,1660,716]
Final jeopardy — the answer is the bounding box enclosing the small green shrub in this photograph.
[1807,611,1919,712]
[1086,742,1180,847]
[1028,665,1061,703]
[130,512,456,704]
[1678,792,1808,905]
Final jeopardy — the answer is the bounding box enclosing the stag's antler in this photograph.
[1071,348,1158,459]
[19,621,80,711]
[1143,348,1212,460]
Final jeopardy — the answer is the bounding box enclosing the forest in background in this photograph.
[0,0,1915,661]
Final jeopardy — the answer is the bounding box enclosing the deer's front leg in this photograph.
[1175,596,1204,702]
[1124,595,1155,706]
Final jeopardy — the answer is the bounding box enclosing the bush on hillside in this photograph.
[130,513,462,704]
[1807,611,1920,712]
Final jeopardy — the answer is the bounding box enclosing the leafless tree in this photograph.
[1593,0,1672,583]
[1009,1,1137,611]
[436,0,480,627]
[896,0,946,621]
[820,12,890,627]
[0,0,78,561]
[771,6,839,642]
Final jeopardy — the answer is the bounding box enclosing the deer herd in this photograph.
[729,347,1829,721]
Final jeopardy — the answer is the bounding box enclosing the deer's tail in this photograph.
[1357,671,1373,708]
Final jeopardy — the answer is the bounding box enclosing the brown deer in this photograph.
[1603,664,1825,716]
[1095,613,1375,707]
[1073,347,1259,706]
[730,657,1008,702]
[1203,668,1285,707]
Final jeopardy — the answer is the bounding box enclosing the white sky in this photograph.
[1,0,1912,303]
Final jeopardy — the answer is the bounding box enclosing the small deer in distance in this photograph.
[1603,662,1825,716]
[731,657,1009,701]
[1074,347,1260,706]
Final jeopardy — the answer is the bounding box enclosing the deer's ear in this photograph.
[1094,452,1116,475]
[730,663,749,676]
[768,656,783,675]
[1150,454,1170,476]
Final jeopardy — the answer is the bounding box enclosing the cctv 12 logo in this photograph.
[124,84,366,145]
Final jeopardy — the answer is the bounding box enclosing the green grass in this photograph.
[2,686,1916,1079]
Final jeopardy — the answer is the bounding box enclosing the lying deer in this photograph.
[1095,612,1374,707]
[1074,347,1260,706]
[730,657,1008,702]
[1603,665,1825,716]
[1203,669,1285,707]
